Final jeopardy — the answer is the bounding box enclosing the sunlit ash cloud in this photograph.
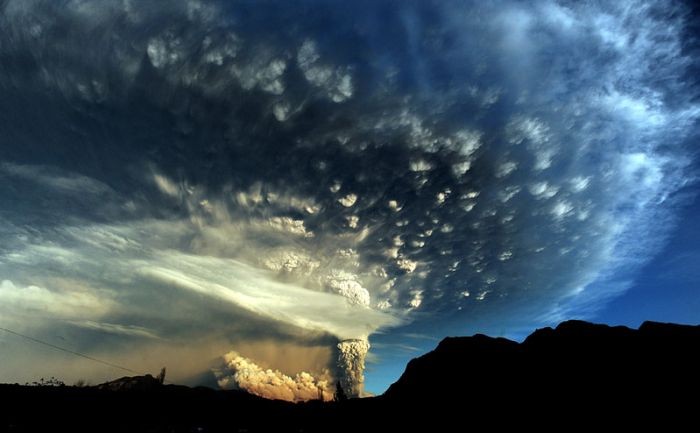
[0,0,697,398]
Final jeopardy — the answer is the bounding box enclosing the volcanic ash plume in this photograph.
[216,351,334,402]
[0,0,696,395]
[336,339,370,398]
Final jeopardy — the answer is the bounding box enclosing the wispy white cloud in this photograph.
[0,279,115,321]
[68,321,161,340]
[140,252,396,339]
[1,163,113,196]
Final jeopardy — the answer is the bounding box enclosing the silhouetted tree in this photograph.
[157,367,166,385]
[334,381,347,402]
[28,376,65,387]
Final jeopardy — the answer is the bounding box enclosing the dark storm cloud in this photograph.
[0,0,697,396]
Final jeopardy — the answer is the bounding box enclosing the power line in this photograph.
[0,326,143,375]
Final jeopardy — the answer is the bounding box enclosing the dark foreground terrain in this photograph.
[2,320,699,432]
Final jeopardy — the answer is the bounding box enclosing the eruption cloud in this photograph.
[0,0,697,394]
[336,340,371,398]
[216,351,334,402]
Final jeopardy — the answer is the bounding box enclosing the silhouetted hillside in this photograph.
[95,374,163,392]
[382,320,700,418]
[2,320,699,432]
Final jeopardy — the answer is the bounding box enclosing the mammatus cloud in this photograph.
[0,0,697,395]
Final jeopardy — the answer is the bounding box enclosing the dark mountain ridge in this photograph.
[2,320,698,432]
[383,320,700,404]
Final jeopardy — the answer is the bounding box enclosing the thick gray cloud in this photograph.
[0,0,697,395]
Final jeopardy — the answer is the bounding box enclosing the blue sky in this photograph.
[595,189,700,328]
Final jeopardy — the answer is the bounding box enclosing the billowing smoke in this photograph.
[216,351,334,402]
[216,338,370,399]
[336,339,371,398]
[215,338,370,399]
[0,0,697,395]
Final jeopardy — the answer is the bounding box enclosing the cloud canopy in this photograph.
[0,0,697,393]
